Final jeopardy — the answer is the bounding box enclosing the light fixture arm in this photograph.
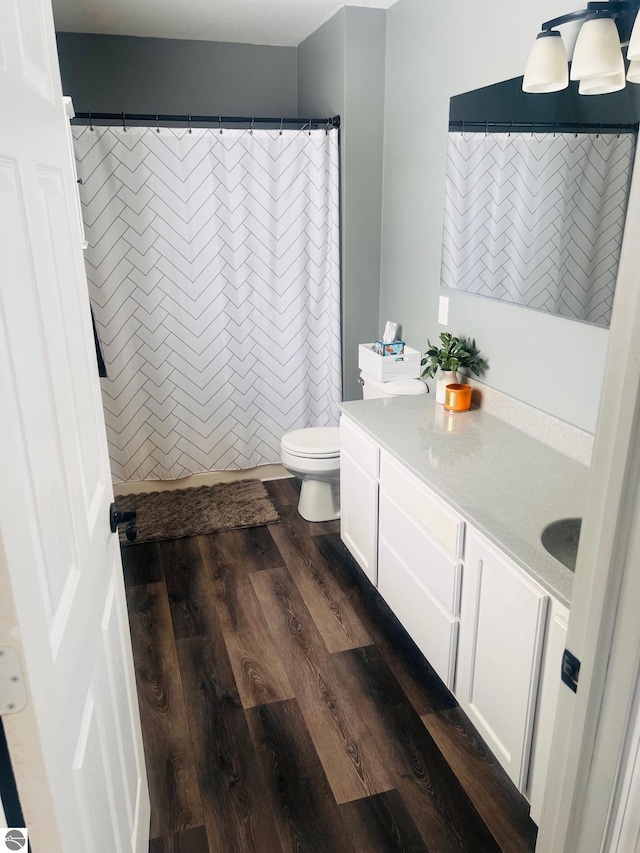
[541,0,637,31]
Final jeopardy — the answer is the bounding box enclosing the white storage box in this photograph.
[358,343,421,381]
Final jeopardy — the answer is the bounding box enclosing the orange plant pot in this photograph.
[444,383,472,413]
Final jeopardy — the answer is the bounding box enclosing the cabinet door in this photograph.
[340,449,378,584]
[457,529,548,791]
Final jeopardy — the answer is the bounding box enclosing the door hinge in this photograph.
[0,648,27,715]
[562,648,581,693]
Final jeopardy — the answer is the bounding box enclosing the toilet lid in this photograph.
[281,427,340,458]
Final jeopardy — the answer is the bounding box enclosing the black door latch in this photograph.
[561,648,580,693]
[109,503,138,541]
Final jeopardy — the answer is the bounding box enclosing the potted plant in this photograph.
[421,332,485,404]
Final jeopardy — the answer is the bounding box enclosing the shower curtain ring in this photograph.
[554,122,558,138]
[218,115,223,134]
[122,112,127,132]
[280,117,283,135]
[155,113,160,133]
[485,120,488,137]
[531,121,535,138]
[508,121,512,137]
[88,111,94,132]
[250,117,254,135]
[325,118,330,136]
[188,114,192,133]
[461,121,464,138]
[597,123,601,139]
[308,118,312,136]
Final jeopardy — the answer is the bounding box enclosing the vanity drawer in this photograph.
[380,451,464,559]
[378,537,458,689]
[379,490,461,616]
[340,416,379,478]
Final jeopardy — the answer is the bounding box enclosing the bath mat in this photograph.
[114,479,279,545]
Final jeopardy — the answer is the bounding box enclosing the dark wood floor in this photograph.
[122,477,537,853]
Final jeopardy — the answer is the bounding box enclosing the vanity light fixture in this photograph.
[523,31,569,92]
[523,0,640,94]
[630,5,640,55]
[627,59,640,79]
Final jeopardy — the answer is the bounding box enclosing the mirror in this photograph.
[441,76,639,328]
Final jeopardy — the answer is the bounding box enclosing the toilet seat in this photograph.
[280,427,340,459]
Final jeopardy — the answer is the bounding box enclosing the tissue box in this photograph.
[374,340,405,356]
[358,343,421,381]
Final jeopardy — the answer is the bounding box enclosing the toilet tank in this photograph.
[360,371,428,399]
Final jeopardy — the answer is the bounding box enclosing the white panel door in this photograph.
[457,528,548,791]
[0,2,149,852]
[340,450,379,584]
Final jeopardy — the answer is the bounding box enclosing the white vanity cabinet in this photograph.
[457,528,548,790]
[377,451,464,689]
[339,414,565,812]
[340,417,380,585]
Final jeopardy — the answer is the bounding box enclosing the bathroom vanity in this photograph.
[339,395,587,824]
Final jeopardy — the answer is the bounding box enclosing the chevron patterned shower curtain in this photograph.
[73,126,341,483]
[441,131,636,327]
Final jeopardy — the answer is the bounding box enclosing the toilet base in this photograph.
[298,477,341,523]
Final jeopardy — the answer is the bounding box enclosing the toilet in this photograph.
[280,371,427,522]
[280,427,341,522]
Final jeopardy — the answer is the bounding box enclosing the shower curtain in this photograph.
[441,131,636,327]
[73,126,341,483]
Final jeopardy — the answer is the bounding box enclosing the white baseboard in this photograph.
[113,464,291,496]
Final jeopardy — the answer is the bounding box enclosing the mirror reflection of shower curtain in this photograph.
[73,126,341,483]
[441,131,636,327]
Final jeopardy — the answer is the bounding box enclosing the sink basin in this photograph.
[541,518,582,572]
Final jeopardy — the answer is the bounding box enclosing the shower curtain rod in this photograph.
[449,120,638,134]
[72,111,340,129]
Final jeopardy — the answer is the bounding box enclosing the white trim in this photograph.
[607,676,640,853]
[63,96,74,119]
[537,121,640,852]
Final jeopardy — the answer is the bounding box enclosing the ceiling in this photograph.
[51,0,399,46]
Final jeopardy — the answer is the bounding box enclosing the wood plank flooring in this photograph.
[123,477,537,853]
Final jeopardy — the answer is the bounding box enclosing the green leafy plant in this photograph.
[421,332,485,379]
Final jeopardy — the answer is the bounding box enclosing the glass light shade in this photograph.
[522,31,569,93]
[570,15,624,80]
[628,60,640,84]
[628,10,640,62]
[578,69,626,94]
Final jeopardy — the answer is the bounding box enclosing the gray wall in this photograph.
[298,8,387,401]
[56,32,298,115]
[380,0,614,432]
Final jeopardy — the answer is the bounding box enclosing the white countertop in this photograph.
[339,395,589,607]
